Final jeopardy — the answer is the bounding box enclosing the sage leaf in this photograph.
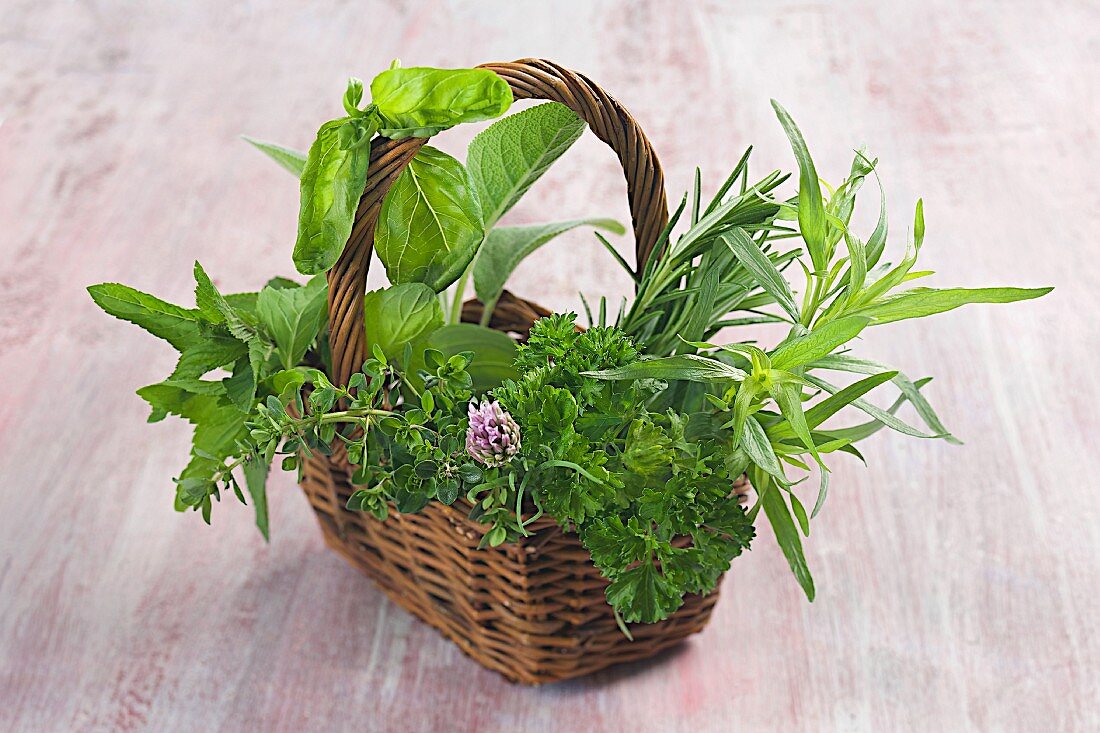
[362,283,443,361]
[256,275,328,370]
[293,116,375,275]
[849,286,1053,325]
[87,283,200,351]
[720,228,800,322]
[375,146,484,292]
[473,218,624,308]
[241,135,307,177]
[584,354,748,383]
[466,102,585,227]
[371,67,512,138]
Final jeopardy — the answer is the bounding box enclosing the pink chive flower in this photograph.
[466,399,521,467]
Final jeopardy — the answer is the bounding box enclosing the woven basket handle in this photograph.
[326,58,670,385]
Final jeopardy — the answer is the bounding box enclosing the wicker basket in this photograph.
[300,59,733,685]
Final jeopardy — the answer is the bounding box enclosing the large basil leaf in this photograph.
[241,135,307,177]
[292,116,375,275]
[375,146,484,291]
[466,102,585,227]
[371,67,512,138]
[362,283,444,360]
[256,275,328,370]
[473,218,624,308]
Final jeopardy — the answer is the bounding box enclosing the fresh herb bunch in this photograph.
[89,62,1051,621]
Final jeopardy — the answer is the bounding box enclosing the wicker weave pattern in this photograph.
[301,59,724,684]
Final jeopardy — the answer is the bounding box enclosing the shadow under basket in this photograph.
[303,58,733,684]
[300,445,726,685]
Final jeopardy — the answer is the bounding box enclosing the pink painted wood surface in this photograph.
[1,1,1097,731]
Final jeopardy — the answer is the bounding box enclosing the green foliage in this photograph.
[92,69,1054,622]
[371,67,513,138]
[241,136,306,177]
[362,283,444,361]
[293,112,375,275]
[374,146,485,291]
[466,102,585,227]
[256,274,328,370]
[473,218,624,319]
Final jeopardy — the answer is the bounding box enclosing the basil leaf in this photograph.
[371,67,512,138]
[255,275,328,370]
[473,218,624,309]
[362,283,444,361]
[241,135,306,177]
[87,283,201,351]
[293,116,375,275]
[849,286,1053,325]
[467,102,585,227]
[375,146,484,292]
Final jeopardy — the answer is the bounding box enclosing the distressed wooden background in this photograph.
[1,1,1097,731]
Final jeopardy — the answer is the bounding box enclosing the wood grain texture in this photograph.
[0,1,1096,731]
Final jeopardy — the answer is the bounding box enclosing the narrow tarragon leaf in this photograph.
[769,316,870,370]
[772,100,827,270]
[720,228,800,321]
[805,374,943,439]
[87,284,201,351]
[850,286,1053,325]
[583,354,747,383]
[769,370,897,442]
[375,146,484,292]
[759,476,815,600]
[742,416,787,484]
[466,102,586,227]
[241,136,307,177]
[810,354,957,443]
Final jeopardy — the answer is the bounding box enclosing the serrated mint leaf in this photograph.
[466,102,585,227]
[243,457,270,541]
[87,283,201,351]
[255,274,328,370]
[375,146,484,292]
